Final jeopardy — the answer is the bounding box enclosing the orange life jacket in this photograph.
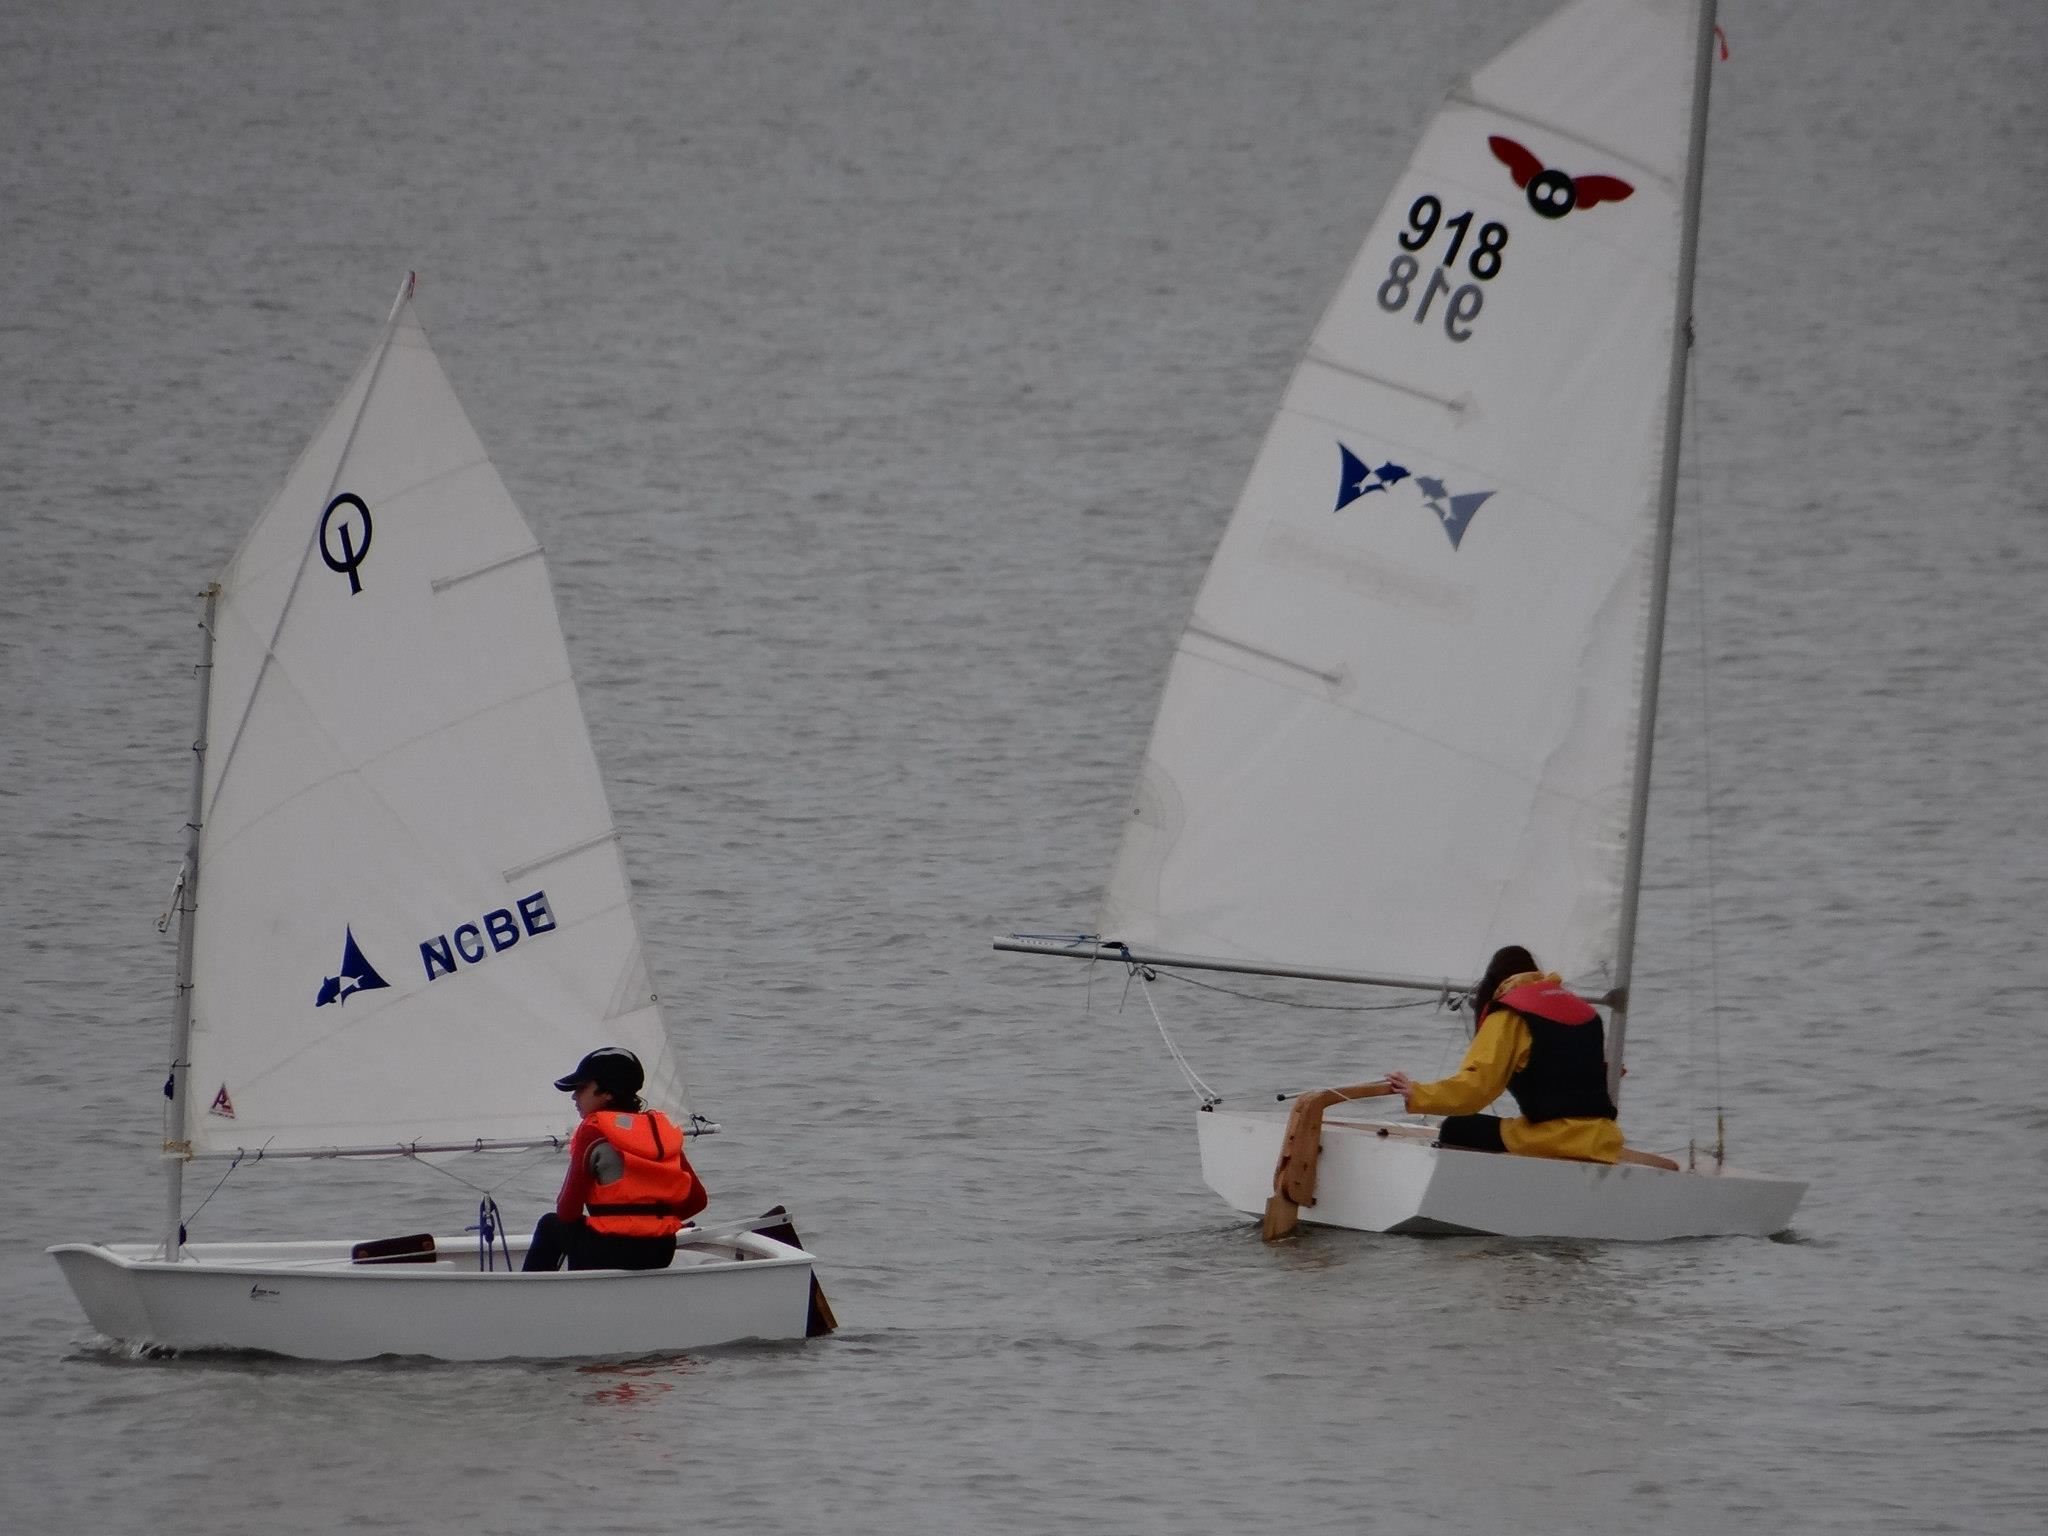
[581,1110,704,1238]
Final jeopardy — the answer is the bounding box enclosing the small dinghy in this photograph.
[52,278,833,1357]
[1001,0,1805,1240]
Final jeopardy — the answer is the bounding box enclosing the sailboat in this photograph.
[51,277,833,1358]
[999,0,1804,1239]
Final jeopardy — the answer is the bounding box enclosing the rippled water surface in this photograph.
[3,2,2044,1531]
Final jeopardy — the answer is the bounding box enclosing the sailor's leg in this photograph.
[566,1229,677,1272]
[1434,1114,1507,1153]
[521,1212,574,1271]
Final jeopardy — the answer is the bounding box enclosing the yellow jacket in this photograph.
[1406,982,1623,1164]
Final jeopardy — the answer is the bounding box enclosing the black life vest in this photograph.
[1492,979,1618,1124]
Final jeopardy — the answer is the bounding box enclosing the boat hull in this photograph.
[49,1230,819,1360]
[1198,1105,1804,1240]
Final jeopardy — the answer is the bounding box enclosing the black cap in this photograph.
[552,1046,644,1097]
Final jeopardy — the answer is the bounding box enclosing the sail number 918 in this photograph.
[1377,195,1508,343]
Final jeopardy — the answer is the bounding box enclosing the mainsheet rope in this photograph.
[401,1142,562,1199]
[1114,958,1221,1107]
[1067,940,1457,1106]
[472,1195,514,1272]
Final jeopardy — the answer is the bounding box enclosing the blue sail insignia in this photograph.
[1412,476,1496,551]
[1334,444,1410,511]
[316,926,392,1007]
[1334,440,1494,550]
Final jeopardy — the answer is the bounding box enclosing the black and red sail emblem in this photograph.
[1488,135,1634,220]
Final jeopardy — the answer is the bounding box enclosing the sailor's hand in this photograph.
[1383,1071,1413,1108]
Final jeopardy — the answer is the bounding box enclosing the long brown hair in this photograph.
[1473,945,1538,1024]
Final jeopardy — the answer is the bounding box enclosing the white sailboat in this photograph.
[1000,0,1804,1239]
[52,277,832,1358]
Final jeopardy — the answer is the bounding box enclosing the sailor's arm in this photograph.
[554,1120,603,1221]
[1397,1011,1530,1116]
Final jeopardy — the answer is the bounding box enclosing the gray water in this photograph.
[4,1,2044,1531]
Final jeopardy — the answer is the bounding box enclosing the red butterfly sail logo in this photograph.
[1489,135,1633,219]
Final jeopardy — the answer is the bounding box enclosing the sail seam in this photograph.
[433,545,544,594]
[1302,351,1467,414]
[1446,89,1677,189]
[1183,623,1343,689]
[194,670,582,868]
[503,829,619,882]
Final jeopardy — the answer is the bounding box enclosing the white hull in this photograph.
[1198,1105,1803,1240]
[49,1230,819,1361]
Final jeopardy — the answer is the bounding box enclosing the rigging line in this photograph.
[1116,961,1221,1106]
[181,1146,255,1230]
[401,1143,563,1199]
[1145,966,1441,1014]
[1685,341,1729,1157]
[1680,339,1703,1164]
[1678,340,1706,1164]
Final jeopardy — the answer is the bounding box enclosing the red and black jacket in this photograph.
[1491,979,1619,1124]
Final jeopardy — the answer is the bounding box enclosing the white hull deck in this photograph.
[49,1229,818,1361]
[1199,1104,1804,1240]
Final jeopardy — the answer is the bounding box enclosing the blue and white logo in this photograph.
[1335,442,1495,551]
[316,926,391,1007]
[417,890,558,982]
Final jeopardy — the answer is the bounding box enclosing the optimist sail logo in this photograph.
[319,493,374,595]
[316,926,391,1007]
[1334,442,1495,551]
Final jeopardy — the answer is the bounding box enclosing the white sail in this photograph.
[182,283,686,1156]
[1102,0,1703,992]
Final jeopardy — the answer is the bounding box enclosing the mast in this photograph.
[164,583,219,1259]
[1606,0,1718,1104]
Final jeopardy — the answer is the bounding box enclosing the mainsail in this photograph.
[181,282,686,1157]
[1101,0,1704,993]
